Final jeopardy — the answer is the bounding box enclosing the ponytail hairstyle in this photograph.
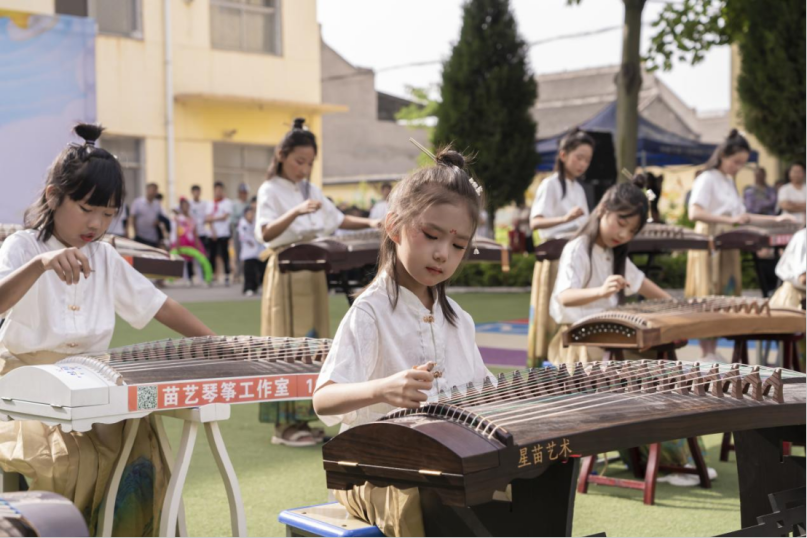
[554,128,595,198]
[573,173,650,302]
[705,129,751,171]
[266,118,318,180]
[376,146,482,326]
[25,123,124,242]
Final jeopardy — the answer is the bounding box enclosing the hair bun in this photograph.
[630,173,648,190]
[727,128,740,139]
[293,118,306,130]
[434,147,467,169]
[74,123,104,146]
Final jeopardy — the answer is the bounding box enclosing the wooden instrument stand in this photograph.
[98,404,246,538]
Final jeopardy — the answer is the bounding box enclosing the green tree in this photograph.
[433,0,538,228]
[647,0,806,163]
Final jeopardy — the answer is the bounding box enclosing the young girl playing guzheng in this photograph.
[256,118,380,447]
[548,175,671,366]
[526,129,595,368]
[549,176,716,481]
[0,124,214,535]
[685,129,796,360]
[313,145,494,537]
[770,227,806,309]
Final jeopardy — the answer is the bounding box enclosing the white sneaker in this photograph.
[665,473,701,487]
[245,290,255,297]
[684,464,718,480]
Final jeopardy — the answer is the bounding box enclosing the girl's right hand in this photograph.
[564,206,585,222]
[599,275,628,298]
[37,248,92,285]
[730,213,751,225]
[376,365,434,408]
[295,200,322,216]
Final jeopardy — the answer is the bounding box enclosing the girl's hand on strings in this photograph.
[564,206,585,222]
[776,213,798,223]
[599,275,628,298]
[377,363,434,408]
[295,200,321,216]
[37,248,92,285]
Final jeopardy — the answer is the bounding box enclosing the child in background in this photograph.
[239,201,263,296]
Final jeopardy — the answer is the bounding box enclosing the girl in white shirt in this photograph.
[0,124,213,535]
[777,162,806,224]
[685,130,794,360]
[549,175,671,366]
[526,129,595,369]
[313,147,494,537]
[256,118,380,447]
[770,228,806,308]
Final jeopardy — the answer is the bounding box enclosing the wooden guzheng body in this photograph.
[323,359,805,536]
[0,492,88,537]
[714,222,803,251]
[534,223,710,262]
[278,229,510,273]
[0,224,184,279]
[562,297,805,350]
[0,335,329,432]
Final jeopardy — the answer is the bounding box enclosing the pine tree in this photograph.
[433,0,538,228]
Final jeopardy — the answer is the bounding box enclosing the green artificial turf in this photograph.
[110,293,751,537]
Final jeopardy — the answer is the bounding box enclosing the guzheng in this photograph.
[0,224,184,279]
[277,229,510,273]
[0,335,329,432]
[562,297,805,350]
[534,223,710,262]
[0,492,88,537]
[323,360,805,536]
[714,222,804,251]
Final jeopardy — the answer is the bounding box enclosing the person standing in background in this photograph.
[189,185,209,251]
[130,183,162,247]
[231,183,251,284]
[777,162,806,224]
[743,168,777,216]
[205,182,233,286]
[369,183,392,220]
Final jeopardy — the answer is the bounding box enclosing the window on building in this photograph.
[55,0,143,39]
[102,136,144,207]
[210,0,282,55]
[213,143,273,199]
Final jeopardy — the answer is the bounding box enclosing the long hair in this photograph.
[25,124,124,242]
[266,118,318,180]
[573,174,650,302]
[374,146,482,326]
[554,128,595,198]
[705,129,751,171]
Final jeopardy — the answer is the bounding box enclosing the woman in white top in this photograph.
[256,118,379,447]
[314,147,493,537]
[549,175,670,366]
[0,124,214,535]
[770,228,806,308]
[777,162,806,224]
[685,130,794,360]
[526,129,595,368]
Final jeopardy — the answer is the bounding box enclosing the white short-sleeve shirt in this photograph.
[530,173,589,240]
[255,177,345,248]
[315,272,494,431]
[688,169,746,219]
[207,198,233,238]
[550,236,646,325]
[775,228,806,290]
[777,183,806,224]
[237,217,261,261]
[0,230,167,356]
[190,199,209,237]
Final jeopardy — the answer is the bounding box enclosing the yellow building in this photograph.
[2,0,342,206]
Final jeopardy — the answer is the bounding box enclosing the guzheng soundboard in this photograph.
[277,229,511,273]
[0,336,329,433]
[714,222,803,251]
[323,360,805,535]
[0,224,184,279]
[534,223,710,262]
[562,297,805,350]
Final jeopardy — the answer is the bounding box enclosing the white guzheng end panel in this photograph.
[0,335,330,432]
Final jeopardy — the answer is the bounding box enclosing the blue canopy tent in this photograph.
[536,102,758,170]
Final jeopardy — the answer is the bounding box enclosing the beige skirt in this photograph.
[0,349,168,536]
[685,222,742,297]
[526,260,560,368]
[769,281,806,309]
[334,484,424,537]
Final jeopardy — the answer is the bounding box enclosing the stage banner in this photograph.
[0,11,96,224]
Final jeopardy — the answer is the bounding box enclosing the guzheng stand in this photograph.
[99,403,246,538]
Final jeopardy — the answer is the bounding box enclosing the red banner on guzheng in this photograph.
[127,374,318,412]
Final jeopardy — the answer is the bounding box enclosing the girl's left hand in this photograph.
[369,219,382,229]
[776,213,798,223]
